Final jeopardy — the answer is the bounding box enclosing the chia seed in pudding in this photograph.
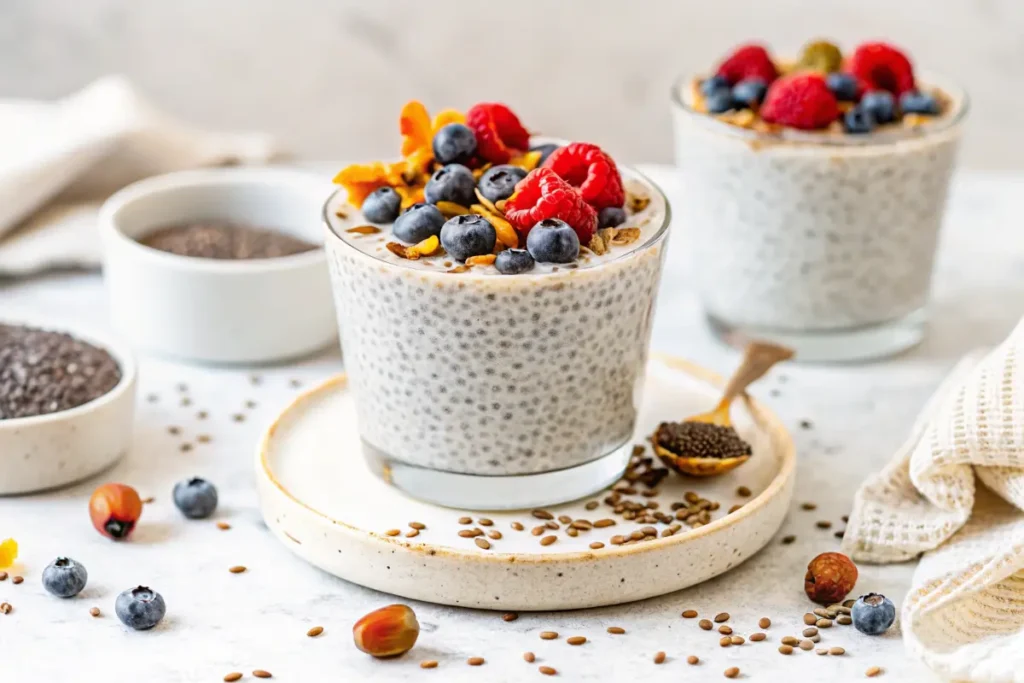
[139,222,317,260]
[0,325,121,420]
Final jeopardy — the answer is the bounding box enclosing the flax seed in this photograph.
[89,607,101,617]
[228,566,246,574]
[687,655,699,665]
[799,639,814,650]
[866,666,882,677]
[307,625,323,637]
[829,647,845,656]
[385,529,401,537]
[511,521,524,531]
[682,609,698,618]
[720,636,732,647]
[728,504,743,514]
[567,636,586,646]
[781,636,799,646]
[782,535,796,544]
[459,516,472,524]
[731,636,744,645]
[409,521,426,530]
[736,486,751,497]
[523,652,536,663]
[816,520,832,529]
[699,619,713,630]
[750,632,766,641]
[834,530,845,539]
[224,674,243,682]
[420,660,438,669]
[540,631,558,640]
[801,502,817,511]
[779,645,794,655]
[252,670,272,679]
[654,651,666,664]
[585,501,599,510]
[180,443,193,452]
[607,626,625,634]
[539,666,556,676]
[467,657,485,666]
[531,526,546,536]
[589,542,605,549]
[593,519,616,528]
[803,613,817,625]
[11,576,22,584]
[714,612,730,623]
[540,535,557,546]
[532,509,554,520]
[168,426,181,435]
[837,615,853,625]
[718,625,733,635]
[725,666,740,678]
[478,518,494,527]
[475,537,491,550]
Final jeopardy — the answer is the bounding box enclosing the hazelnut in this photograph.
[352,604,420,658]
[804,552,858,605]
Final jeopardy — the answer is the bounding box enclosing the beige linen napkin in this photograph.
[0,75,281,276]
[843,317,1024,682]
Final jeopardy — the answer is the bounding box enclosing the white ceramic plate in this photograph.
[256,354,795,610]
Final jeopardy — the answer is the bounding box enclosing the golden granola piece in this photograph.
[588,233,607,256]
[474,189,501,215]
[436,201,470,218]
[466,254,497,266]
[470,204,518,248]
[628,193,651,214]
[610,227,641,245]
[508,150,543,172]
[447,264,471,274]
[346,225,381,235]
[432,108,466,132]
[410,235,440,257]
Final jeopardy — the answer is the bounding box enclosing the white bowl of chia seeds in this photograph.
[99,167,337,364]
[0,319,137,495]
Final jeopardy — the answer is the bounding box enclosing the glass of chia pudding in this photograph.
[672,40,968,361]
[324,101,670,509]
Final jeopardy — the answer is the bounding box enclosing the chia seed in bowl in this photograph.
[139,222,317,260]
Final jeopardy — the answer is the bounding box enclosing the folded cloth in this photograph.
[0,75,282,276]
[843,317,1024,682]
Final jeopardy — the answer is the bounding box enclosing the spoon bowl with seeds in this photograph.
[653,341,793,476]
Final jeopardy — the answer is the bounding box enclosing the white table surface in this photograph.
[1,166,1022,682]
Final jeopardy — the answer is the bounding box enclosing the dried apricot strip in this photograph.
[466,254,496,266]
[508,150,543,172]
[436,201,470,218]
[470,204,517,248]
[432,109,466,133]
[400,100,433,157]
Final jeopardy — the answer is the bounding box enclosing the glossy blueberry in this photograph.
[598,207,627,229]
[393,203,445,244]
[478,165,527,203]
[432,123,477,165]
[843,106,876,134]
[115,586,166,631]
[529,143,560,166]
[705,89,736,114]
[526,219,579,264]
[860,90,895,124]
[361,187,401,224]
[439,214,496,262]
[732,79,767,108]
[42,557,88,598]
[852,593,896,635]
[826,72,860,102]
[494,248,535,275]
[172,477,218,519]
[900,90,939,115]
[424,164,476,207]
[700,74,730,96]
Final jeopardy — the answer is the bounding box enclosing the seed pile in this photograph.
[654,421,752,460]
[140,222,317,260]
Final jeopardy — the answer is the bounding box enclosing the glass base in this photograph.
[707,308,927,363]
[363,440,632,511]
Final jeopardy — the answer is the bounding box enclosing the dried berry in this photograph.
[804,552,858,605]
[0,538,17,569]
[89,483,143,540]
[353,604,420,658]
[797,40,843,73]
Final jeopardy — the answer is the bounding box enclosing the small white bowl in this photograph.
[99,167,337,364]
[0,318,137,495]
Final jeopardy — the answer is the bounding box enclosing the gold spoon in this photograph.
[653,341,794,477]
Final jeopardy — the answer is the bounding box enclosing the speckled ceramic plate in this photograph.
[256,354,795,610]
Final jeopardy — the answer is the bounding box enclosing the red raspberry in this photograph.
[504,168,598,243]
[466,103,530,164]
[761,73,839,130]
[715,44,779,85]
[541,142,624,210]
[847,42,915,96]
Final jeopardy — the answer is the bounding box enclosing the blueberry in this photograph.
[424,164,476,207]
[706,89,736,114]
[478,165,527,203]
[525,219,579,264]
[826,72,860,102]
[529,143,560,166]
[115,586,166,630]
[494,249,535,275]
[843,106,877,134]
[700,74,730,96]
[42,557,88,598]
[361,187,401,224]
[900,90,939,115]
[439,214,496,262]
[432,123,477,165]
[172,477,218,519]
[732,79,767,108]
[851,593,896,635]
[393,203,445,244]
[598,207,627,229]
[860,91,895,124]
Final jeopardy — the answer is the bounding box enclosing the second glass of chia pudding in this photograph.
[672,40,968,361]
[324,101,670,510]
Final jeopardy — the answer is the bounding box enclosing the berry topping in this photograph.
[526,219,581,264]
[172,477,219,519]
[847,42,915,96]
[494,248,536,275]
[900,90,939,115]
[115,586,166,631]
[700,74,731,96]
[42,557,88,598]
[89,483,142,541]
[393,203,445,244]
[825,72,861,102]
[541,142,625,210]
[860,90,896,124]
[478,165,527,203]
[432,123,478,166]
[598,207,627,229]
[797,40,843,73]
[466,103,529,164]
[504,167,598,243]
[424,164,476,207]
[706,89,736,114]
[761,73,839,130]
[731,79,768,108]
[529,143,560,166]
[843,107,876,134]
[851,593,896,635]
[439,214,497,262]
[362,187,402,224]
[715,44,778,86]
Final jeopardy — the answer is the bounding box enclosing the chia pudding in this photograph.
[324,101,670,502]
[672,40,967,359]
[139,222,317,260]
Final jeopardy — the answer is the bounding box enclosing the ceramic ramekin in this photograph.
[0,318,137,495]
[99,168,337,364]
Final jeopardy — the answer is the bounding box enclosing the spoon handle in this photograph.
[719,341,794,406]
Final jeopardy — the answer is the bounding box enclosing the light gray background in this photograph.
[2,0,1021,167]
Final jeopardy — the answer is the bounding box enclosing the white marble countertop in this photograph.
[1,167,1022,682]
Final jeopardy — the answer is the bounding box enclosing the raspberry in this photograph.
[715,44,778,86]
[761,73,839,130]
[504,168,597,244]
[466,103,529,164]
[847,42,915,96]
[541,142,624,210]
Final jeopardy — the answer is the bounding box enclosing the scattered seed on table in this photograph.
[781,535,796,545]
[12,576,23,584]
[420,660,438,669]
[589,542,605,550]
[817,520,832,529]
[567,636,586,646]
[197,435,211,444]
[834,530,845,539]
[736,486,751,497]
[0,571,6,580]
[540,631,558,640]
[801,502,817,511]
[842,515,849,523]
[654,651,666,664]
[699,619,713,631]
[523,652,536,663]
[467,657,485,666]
[502,612,519,622]
[838,615,853,625]
[487,530,502,540]
[750,632,766,642]
[531,526,546,536]
[557,515,572,525]
[405,530,419,538]
[511,521,524,531]
[147,393,159,403]
[540,535,557,546]
[229,566,246,574]
[181,398,192,407]
[141,496,155,504]
[803,627,818,637]
[719,637,731,647]
[781,636,799,646]
[817,618,833,628]
[725,666,740,678]
[799,640,814,651]
[610,535,626,545]
[478,518,494,527]
[728,504,743,514]
[714,612,730,623]
[545,521,560,530]
[830,647,846,656]
[532,509,553,520]
[817,648,828,655]
[0,602,12,614]
[385,529,401,537]
[539,666,557,676]
[475,538,491,550]
[197,410,208,419]
[307,626,323,637]
[779,645,794,655]
[408,521,426,530]
[167,426,181,435]
[224,674,243,682]
[607,626,625,634]
[566,527,579,538]
[458,516,472,525]
[232,414,245,423]
[252,671,272,679]
[89,607,101,617]
[585,501,599,510]
[593,519,616,528]
[687,655,699,665]
[718,625,733,635]
[803,613,817,625]
[682,609,698,618]
[458,530,478,538]
[731,636,744,645]
[866,666,883,677]
[758,617,771,628]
